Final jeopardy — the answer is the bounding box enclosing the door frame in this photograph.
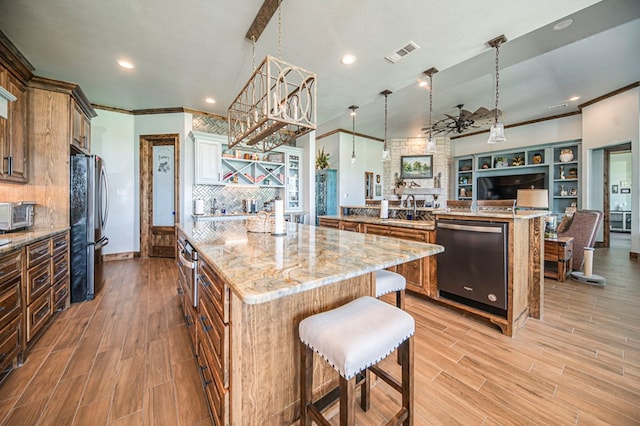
[140,133,180,258]
[602,142,632,248]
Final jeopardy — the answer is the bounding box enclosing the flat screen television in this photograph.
[477,172,547,200]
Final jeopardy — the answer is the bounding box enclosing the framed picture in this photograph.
[400,155,433,179]
[569,187,578,196]
[612,184,619,194]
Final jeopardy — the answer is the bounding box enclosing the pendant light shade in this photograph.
[487,35,507,144]
[381,90,392,162]
[349,105,358,166]
[423,67,438,152]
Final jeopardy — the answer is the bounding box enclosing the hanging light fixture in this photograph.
[487,34,507,144]
[423,67,438,152]
[349,105,359,166]
[380,90,392,162]
[227,1,317,152]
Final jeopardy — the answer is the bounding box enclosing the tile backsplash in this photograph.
[192,185,281,214]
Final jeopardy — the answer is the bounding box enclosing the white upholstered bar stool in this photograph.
[299,296,415,425]
[376,269,406,310]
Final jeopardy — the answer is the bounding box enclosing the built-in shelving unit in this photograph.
[453,141,581,214]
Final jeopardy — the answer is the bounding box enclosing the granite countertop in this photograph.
[435,210,549,219]
[0,227,70,255]
[178,220,443,305]
[320,215,436,230]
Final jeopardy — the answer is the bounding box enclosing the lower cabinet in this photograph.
[318,219,437,297]
[0,250,22,373]
[197,255,230,425]
[24,231,69,351]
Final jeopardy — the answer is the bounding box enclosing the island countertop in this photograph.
[177,220,443,305]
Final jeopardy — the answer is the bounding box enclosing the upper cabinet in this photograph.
[192,131,224,184]
[0,72,28,183]
[71,98,92,153]
[0,32,34,184]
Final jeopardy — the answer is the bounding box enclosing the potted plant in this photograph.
[315,147,330,170]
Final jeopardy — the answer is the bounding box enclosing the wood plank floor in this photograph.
[0,234,638,425]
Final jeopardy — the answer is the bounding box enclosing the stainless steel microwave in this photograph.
[0,201,36,231]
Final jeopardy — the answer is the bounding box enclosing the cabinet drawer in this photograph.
[197,340,229,426]
[0,274,20,330]
[339,221,360,232]
[0,250,21,284]
[52,280,68,308]
[0,315,21,373]
[363,223,390,236]
[27,239,51,269]
[318,218,339,229]
[27,290,52,342]
[198,292,229,388]
[388,227,429,242]
[53,252,68,284]
[26,259,51,304]
[199,260,229,323]
[52,233,68,257]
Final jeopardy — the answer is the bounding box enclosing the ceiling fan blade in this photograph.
[443,114,458,120]
[459,109,473,120]
[472,107,490,116]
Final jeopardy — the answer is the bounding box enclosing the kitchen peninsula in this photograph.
[319,207,546,337]
[176,220,443,425]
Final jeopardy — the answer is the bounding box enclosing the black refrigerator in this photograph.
[70,154,109,302]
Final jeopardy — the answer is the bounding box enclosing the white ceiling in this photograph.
[0,0,638,141]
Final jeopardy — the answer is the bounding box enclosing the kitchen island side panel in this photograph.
[230,273,374,425]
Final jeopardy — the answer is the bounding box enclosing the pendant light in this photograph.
[380,90,392,162]
[487,35,507,144]
[349,105,359,166]
[423,67,438,152]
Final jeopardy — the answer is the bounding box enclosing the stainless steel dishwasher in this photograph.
[436,219,508,317]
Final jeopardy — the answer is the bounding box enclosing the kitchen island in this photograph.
[176,220,443,425]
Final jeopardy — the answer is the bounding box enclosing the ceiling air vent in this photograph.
[385,41,420,64]
[546,103,568,111]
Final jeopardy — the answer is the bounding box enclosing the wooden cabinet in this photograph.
[318,219,437,297]
[197,257,230,426]
[0,249,22,374]
[23,231,69,347]
[71,98,91,153]
[0,73,28,183]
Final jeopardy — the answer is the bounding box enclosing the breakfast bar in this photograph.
[176,220,443,424]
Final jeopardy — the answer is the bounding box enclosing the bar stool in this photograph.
[299,296,414,425]
[376,269,406,310]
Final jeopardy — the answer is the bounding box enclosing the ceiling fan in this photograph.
[422,104,502,135]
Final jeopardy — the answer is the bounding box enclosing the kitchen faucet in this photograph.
[407,194,417,220]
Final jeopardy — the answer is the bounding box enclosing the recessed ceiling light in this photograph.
[340,54,356,65]
[205,97,216,104]
[553,19,574,31]
[569,96,580,101]
[117,59,135,69]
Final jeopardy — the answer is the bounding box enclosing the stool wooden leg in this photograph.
[401,336,414,426]
[300,342,313,426]
[339,375,356,425]
[360,368,370,411]
[396,289,406,364]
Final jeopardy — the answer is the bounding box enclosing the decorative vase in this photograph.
[559,149,574,162]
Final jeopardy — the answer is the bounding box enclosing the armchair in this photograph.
[557,210,603,271]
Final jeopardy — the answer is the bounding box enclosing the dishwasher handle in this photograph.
[437,222,504,234]
[178,250,196,269]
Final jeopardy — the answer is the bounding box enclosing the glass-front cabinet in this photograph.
[284,149,301,211]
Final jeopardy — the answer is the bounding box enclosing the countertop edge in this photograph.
[0,227,70,254]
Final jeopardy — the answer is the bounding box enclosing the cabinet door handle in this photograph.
[36,274,49,284]
[199,315,212,332]
[6,156,12,176]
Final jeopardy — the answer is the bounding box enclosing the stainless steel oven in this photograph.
[177,237,198,308]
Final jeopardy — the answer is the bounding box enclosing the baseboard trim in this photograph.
[103,252,140,262]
